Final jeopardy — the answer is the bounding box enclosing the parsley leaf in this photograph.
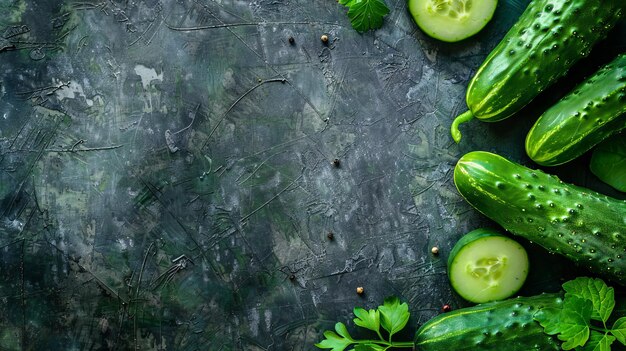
[557,296,593,349]
[346,0,389,32]
[316,296,412,350]
[338,0,389,32]
[378,296,410,338]
[579,331,616,351]
[535,307,563,335]
[353,307,380,333]
[563,277,615,323]
[354,344,385,351]
[535,278,625,351]
[610,317,626,345]
[315,322,354,351]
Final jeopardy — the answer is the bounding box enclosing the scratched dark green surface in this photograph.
[1,0,626,350]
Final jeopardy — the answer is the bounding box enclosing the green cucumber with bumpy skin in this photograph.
[453,151,626,285]
[450,0,626,143]
[526,54,626,166]
[448,228,529,303]
[414,293,562,351]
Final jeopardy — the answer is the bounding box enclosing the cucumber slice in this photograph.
[447,228,529,303]
[408,0,498,42]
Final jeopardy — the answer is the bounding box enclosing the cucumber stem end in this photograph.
[451,110,474,143]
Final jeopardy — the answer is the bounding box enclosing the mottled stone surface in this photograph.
[0,0,625,349]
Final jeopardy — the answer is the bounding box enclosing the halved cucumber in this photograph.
[448,228,529,303]
[408,0,498,42]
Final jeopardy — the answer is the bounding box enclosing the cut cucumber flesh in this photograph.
[448,228,529,303]
[408,0,498,42]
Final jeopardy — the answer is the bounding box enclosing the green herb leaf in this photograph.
[590,133,626,192]
[345,0,389,32]
[316,296,412,350]
[536,279,625,351]
[354,344,385,351]
[378,296,410,338]
[353,307,380,333]
[610,317,626,345]
[335,322,354,340]
[579,331,615,351]
[558,296,593,350]
[535,307,563,335]
[315,322,354,351]
[563,277,615,323]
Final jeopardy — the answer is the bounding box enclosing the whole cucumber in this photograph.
[451,0,626,143]
[454,151,626,285]
[526,54,626,166]
[414,293,562,350]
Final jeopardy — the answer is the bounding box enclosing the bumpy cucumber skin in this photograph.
[414,294,562,351]
[466,0,625,122]
[526,54,626,166]
[454,151,626,285]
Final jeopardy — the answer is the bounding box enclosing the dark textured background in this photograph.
[1,0,625,349]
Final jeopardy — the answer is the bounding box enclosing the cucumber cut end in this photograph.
[448,228,529,303]
[408,0,498,42]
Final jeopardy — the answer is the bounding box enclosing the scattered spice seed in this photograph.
[321,34,329,44]
[431,246,439,255]
[288,36,295,44]
[289,274,296,280]
[332,158,340,167]
[327,232,334,240]
[356,286,364,295]
[442,304,451,312]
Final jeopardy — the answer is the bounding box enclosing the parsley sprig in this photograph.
[316,296,413,350]
[535,277,626,351]
[338,0,390,32]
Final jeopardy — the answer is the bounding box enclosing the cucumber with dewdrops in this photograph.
[450,0,626,143]
[414,293,563,351]
[526,54,626,166]
[453,151,626,285]
[414,277,626,351]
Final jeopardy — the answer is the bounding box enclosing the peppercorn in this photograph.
[431,246,439,255]
[321,34,329,44]
[442,304,451,312]
[327,232,334,240]
[356,286,364,295]
[332,158,340,167]
[288,36,295,45]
